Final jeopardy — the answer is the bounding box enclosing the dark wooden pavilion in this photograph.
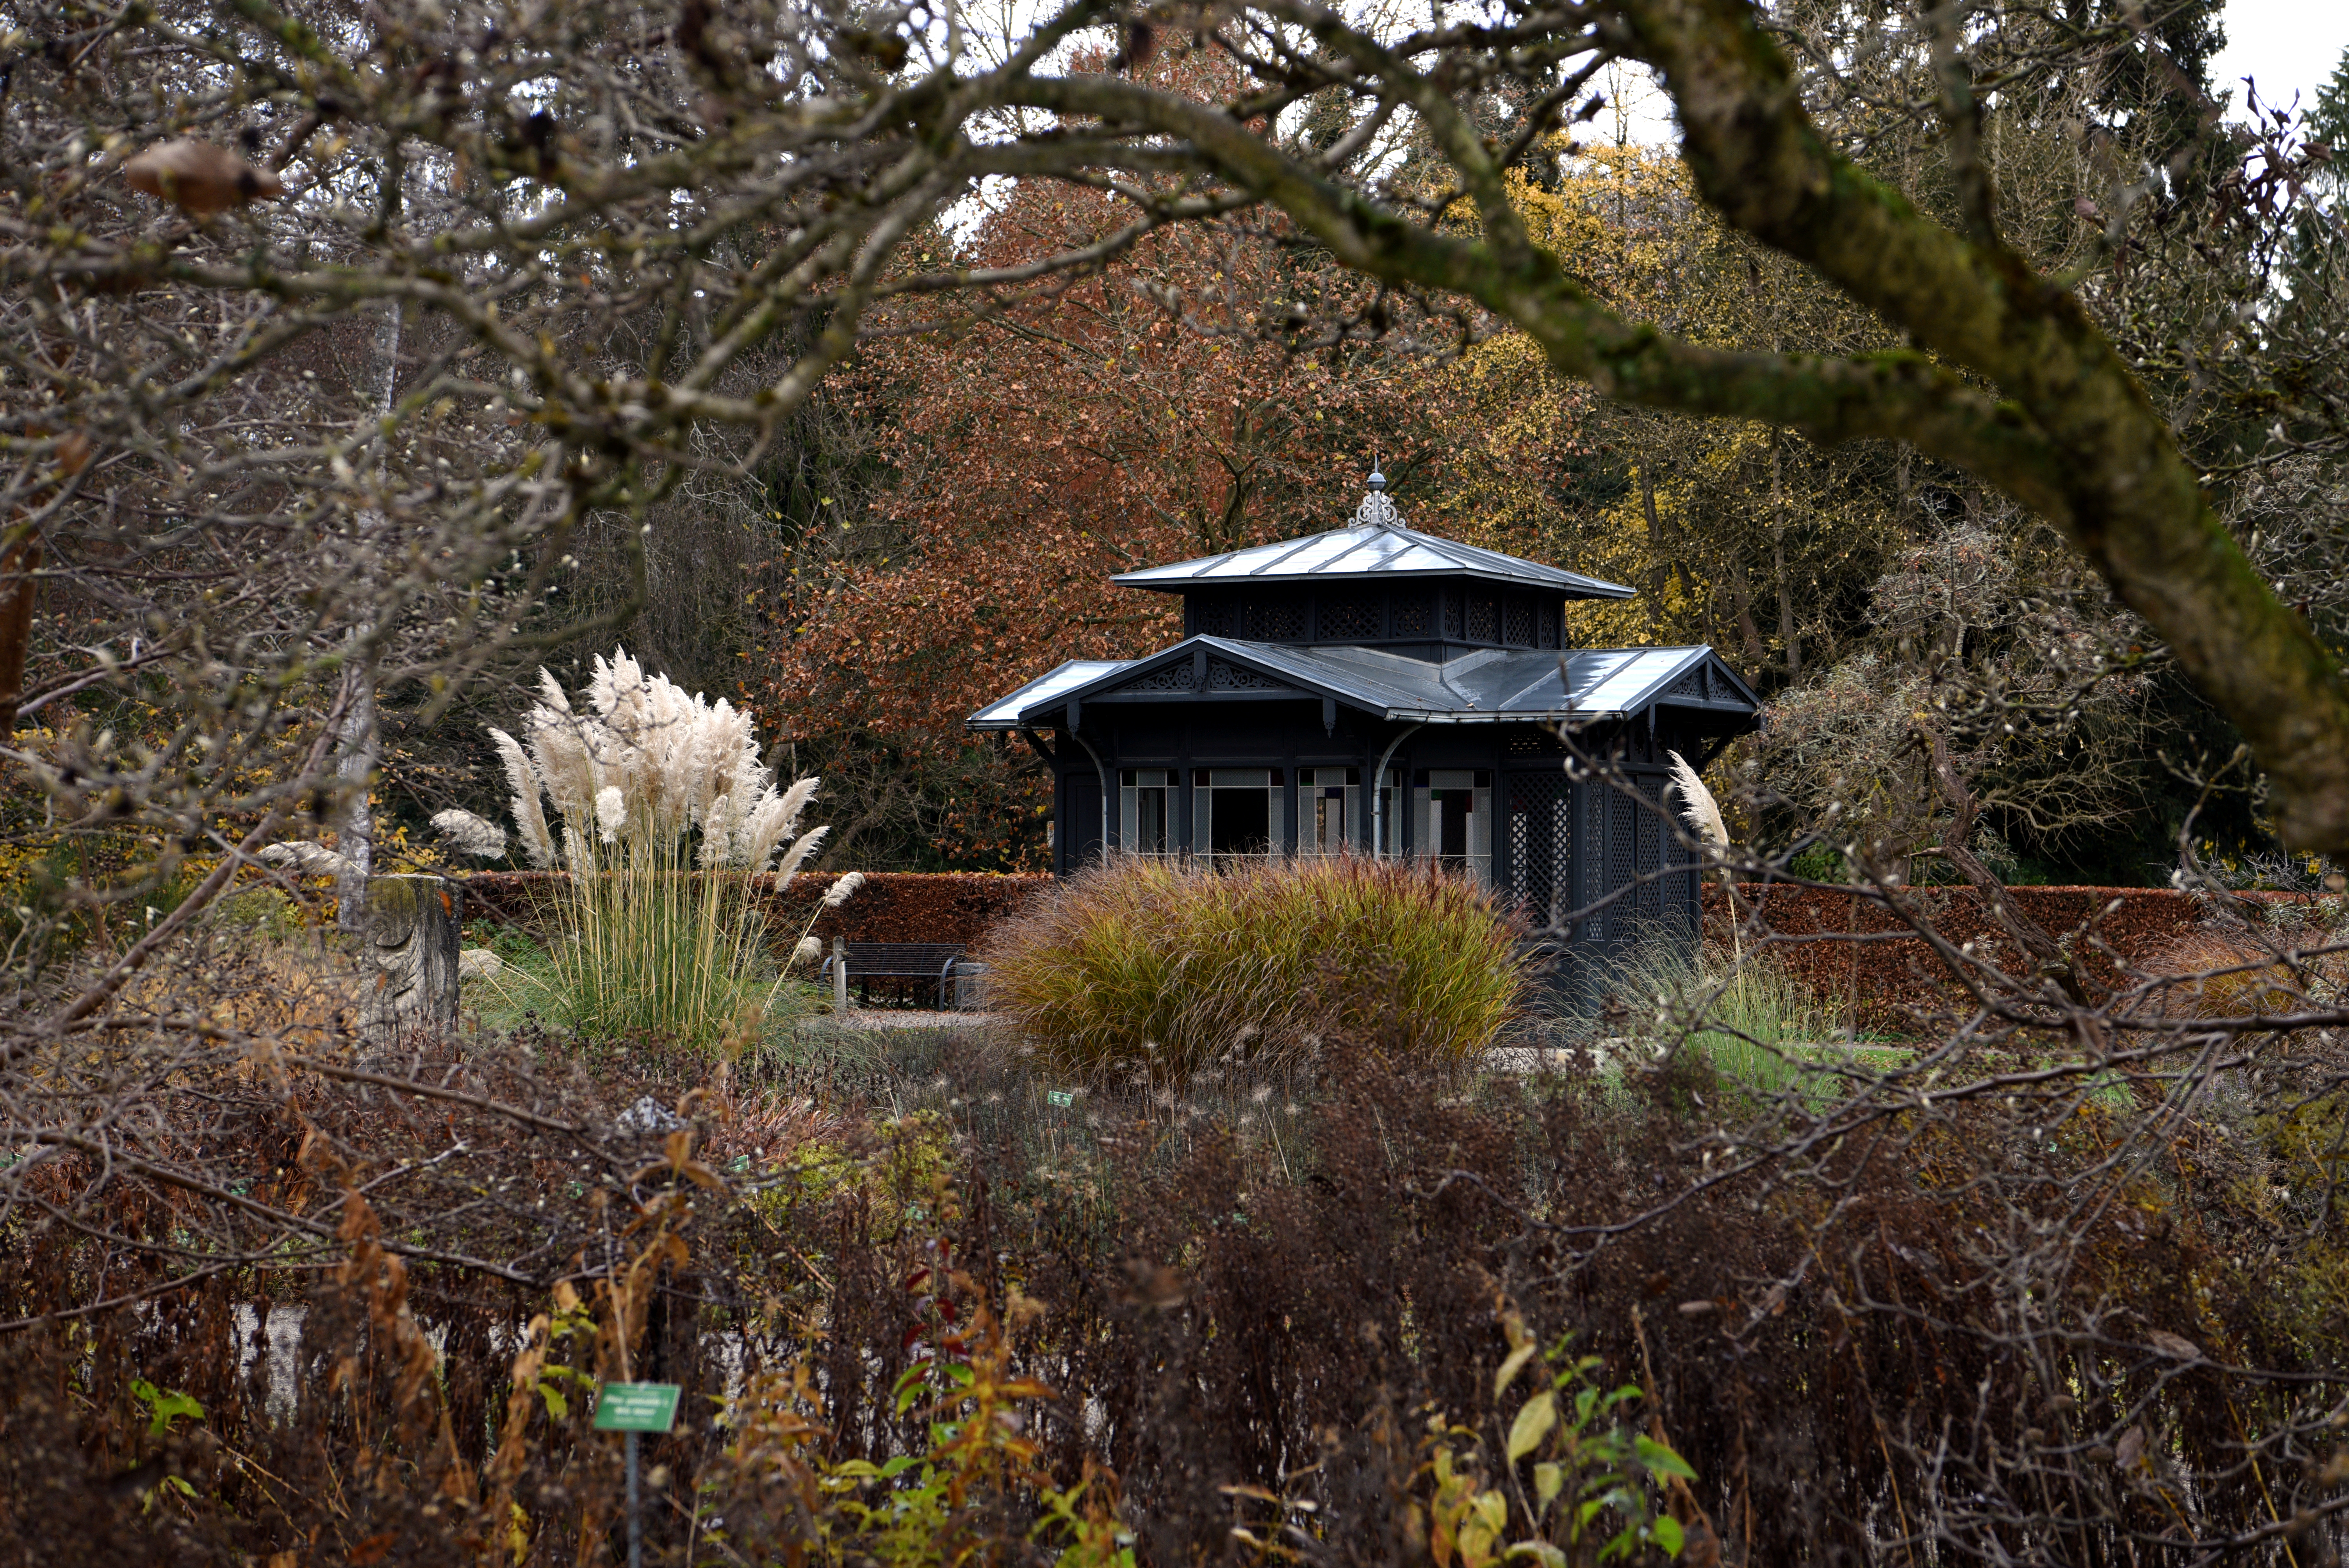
[969,476,1761,950]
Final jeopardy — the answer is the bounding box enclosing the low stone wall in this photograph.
[1703,882,2328,1030]
[460,870,1052,949]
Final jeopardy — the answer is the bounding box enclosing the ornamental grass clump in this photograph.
[466,648,836,1051]
[980,855,1527,1082]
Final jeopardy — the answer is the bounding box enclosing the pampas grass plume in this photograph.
[490,728,557,867]
[431,808,508,859]
[1666,750,1728,847]
[823,870,865,908]
[258,842,355,876]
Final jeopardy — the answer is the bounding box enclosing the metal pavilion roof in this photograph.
[968,638,1759,731]
[1109,481,1635,600]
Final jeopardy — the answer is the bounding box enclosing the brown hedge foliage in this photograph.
[1707,882,2338,1031]
[460,870,1051,948]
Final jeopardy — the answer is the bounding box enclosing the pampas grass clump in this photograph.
[979,855,1528,1083]
[480,648,833,1051]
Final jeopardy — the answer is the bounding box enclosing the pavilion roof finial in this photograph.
[1354,466,1403,529]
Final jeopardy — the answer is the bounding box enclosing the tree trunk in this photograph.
[0,536,39,735]
[1770,435,1800,676]
[335,298,401,934]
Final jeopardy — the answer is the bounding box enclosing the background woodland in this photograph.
[330,3,2346,886]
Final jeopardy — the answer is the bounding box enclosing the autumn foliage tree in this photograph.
[754,56,1454,866]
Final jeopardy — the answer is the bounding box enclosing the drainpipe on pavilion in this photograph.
[1369,722,1424,859]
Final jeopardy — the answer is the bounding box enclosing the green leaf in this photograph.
[535,1378,569,1420]
[877,1454,920,1479]
[1505,1543,1567,1567]
[893,1363,929,1414]
[1508,1392,1559,1462]
[1533,1462,1564,1511]
[1652,1515,1686,1556]
[130,1379,205,1437]
[1635,1434,1697,1482]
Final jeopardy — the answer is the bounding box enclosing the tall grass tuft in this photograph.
[1564,929,1851,1098]
[478,648,836,1051]
[979,854,1528,1083]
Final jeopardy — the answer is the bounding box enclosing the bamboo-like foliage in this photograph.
[488,649,830,1050]
[980,855,1527,1082]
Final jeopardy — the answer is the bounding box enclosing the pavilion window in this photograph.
[1414,769,1492,883]
[1194,768,1285,868]
[1119,768,1173,855]
[1299,767,1359,855]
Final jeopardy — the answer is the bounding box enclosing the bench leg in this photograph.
[832,939,851,1012]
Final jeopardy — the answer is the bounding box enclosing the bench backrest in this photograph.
[833,942,965,976]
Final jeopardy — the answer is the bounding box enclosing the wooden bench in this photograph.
[818,941,969,1009]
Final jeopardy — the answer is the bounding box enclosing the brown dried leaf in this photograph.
[123,138,285,215]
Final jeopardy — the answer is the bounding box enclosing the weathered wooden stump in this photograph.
[362,875,462,1042]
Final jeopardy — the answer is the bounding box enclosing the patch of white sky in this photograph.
[941,0,1653,244]
[1575,0,2349,148]
[2206,0,2349,125]
[937,0,2349,251]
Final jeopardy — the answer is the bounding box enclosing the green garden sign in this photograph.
[1048,1089,1075,1108]
[593,1381,681,1433]
[597,1382,682,1568]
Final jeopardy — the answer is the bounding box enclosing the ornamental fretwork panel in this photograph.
[1318,595,1381,640]
[1504,773,1574,933]
[1207,659,1287,691]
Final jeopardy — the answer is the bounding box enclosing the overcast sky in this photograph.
[2208,0,2349,123]
[1589,0,2349,146]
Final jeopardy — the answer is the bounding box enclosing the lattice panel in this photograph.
[1668,667,1707,700]
[1538,606,1559,649]
[1392,594,1431,636]
[1190,599,1233,637]
[1442,589,1463,638]
[1606,790,1636,936]
[1318,595,1382,640]
[1634,787,1663,925]
[1502,597,1534,646]
[1504,773,1574,932]
[1467,595,1499,642]
[1504,730,1566,757]
[1241,599,1307,640]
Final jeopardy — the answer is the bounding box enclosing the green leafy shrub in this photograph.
[978,855,1528,1082]
[1407,1311,1699,1567]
